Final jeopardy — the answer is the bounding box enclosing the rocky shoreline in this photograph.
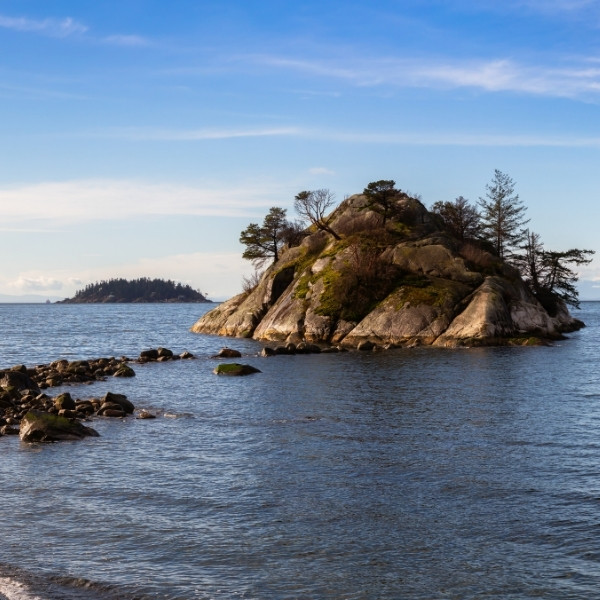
[0,347,195,442]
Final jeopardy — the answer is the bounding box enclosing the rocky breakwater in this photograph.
[192,193,583,348]
[0,347,195,442]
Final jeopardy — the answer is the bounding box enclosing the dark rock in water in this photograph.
[57,408,79,419]
[157,347,173,358]
[0,369,40,393]
[213,363,261,376]
[54,392,76,411]
[19,410,99,442]
[214,347,242,358]
[139,349,159,361]
[75,400,95,415]
[179,350,195,359]
[97,403,126,417]
[0,424,19,435]
[260,347,276,357]
[274,345,293,355]
[113,364,136,377]
[102,392,134,414]
[296,342,321,354]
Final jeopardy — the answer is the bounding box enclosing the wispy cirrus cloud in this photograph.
[251,54,600,100]
[0,179,291,226]
[0,13,150,46]
[101,126,301,141]
[89,125,600,148]
[0,14,87,37]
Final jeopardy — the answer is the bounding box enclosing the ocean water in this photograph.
[1,302,600,599]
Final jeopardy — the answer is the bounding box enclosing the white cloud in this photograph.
[0,13,149,47]
[0,179,291,226]
[10,276,64,293]
[88,124,600,148]
[102,126,301,141]
[0,14,87,37]
[251,54,600,100]
[4,252,253,300]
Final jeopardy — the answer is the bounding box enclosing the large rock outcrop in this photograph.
[191,194,582,348]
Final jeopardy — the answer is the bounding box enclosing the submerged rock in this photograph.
[213,363,261,376]
[137,410,157,419]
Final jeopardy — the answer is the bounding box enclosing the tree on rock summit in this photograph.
[363,180,399,226]
[478,169,529,259]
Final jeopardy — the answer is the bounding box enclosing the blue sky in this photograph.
[1,0,600,301]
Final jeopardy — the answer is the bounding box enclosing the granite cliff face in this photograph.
[192,194,582,348]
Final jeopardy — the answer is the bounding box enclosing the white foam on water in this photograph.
[0,577,43,600]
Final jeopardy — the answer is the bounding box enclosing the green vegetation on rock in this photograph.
[213,363,261,376]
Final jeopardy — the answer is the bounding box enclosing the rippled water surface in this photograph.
[2,302,600,599]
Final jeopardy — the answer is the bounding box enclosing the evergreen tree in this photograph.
[515,230,594,310]
[363,180,399,226]
[239,207,289,266]
[478,170,529,259]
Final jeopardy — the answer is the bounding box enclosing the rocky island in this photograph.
[192,183,587,348]
[59,277,209,303]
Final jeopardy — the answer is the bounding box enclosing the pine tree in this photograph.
[515,230,594,310]
[239,207,289,266]
[363,180,399,226]
[478,170,529,259]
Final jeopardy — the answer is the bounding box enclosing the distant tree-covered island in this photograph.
[59,278,210,304]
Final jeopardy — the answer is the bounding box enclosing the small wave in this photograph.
[163,412,195,419]
[0,577,43,600]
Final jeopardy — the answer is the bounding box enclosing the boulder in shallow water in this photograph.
[214,347,242,358]
[157,347,173,359]
[139,349,159,362]
[54,392,75,411]
[97,403,126,417]
[213,363,261,376]
[102,392,134,414]
[113,364,136,377]
[19,410,99,442]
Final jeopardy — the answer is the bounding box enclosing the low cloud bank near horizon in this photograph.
[2,251,254,300]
